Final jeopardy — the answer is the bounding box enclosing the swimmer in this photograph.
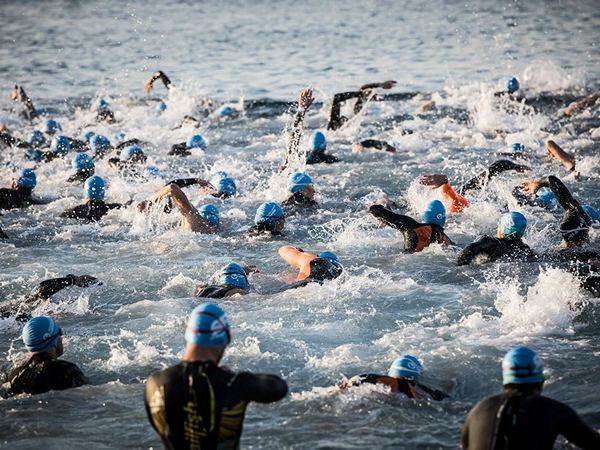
[168,171,237,199]
[338,355,448,401]
[0,169,46,210]
[282,171,317,209]
[0,274,99,321]
[562,92,599,117]
[249,202,285,236]
[145,303,288,449]
[168,133,207,156]
[493,76,522,100]
[108,145,147,171]
[457,211,535,265]
[352,139,397,153]
[67,153,95,184]
[91,98,115,123]
[327,80,397,131]
[420,159,530,213]
[369,200,453,253]
[141,183,220,233]
[5,316,88,396]
[143,70,173,93]
[278,246,343,286]
[461,346,600,449]
[60,176,126,222]
[498,143,528,161]
[9,84,38,120]
[39,134,72,162]
[195,262,253,298]
[89,134,113,159]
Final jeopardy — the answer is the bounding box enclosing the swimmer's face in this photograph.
[273,217,285,233]
[497,225,504,238]
[300,185,315,199]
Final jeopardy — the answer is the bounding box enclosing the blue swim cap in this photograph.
[84,175,105,201]
[536,189,557,209]
[71,153,94,172]
[502,346,544,385]
[145,165,162,177]
[582,205,600,223]
[254,202,284,225]
[90,134,111,155]
[219,263,249,289]
[156,101,167,112]
[185,303,231,347]
[83,131,96,142]
[120,145,144,161]
[318,251,340,266]
[507,77,520,94]
[114,131,126,142]
[388,355,423,381]
[28,130,46,147]
[17,169,37,189]
[22,316,61,353]
[95,98,109,112]
[512,143,523,153]
[499,211,527,238]
[217,176,237,197]
[311,131,326,152]
[288,171,313,194]
[423,200,446,226]
[218,105,234,117]
[50,135,71,155]
[43,119,62,134]
[198,204,220,227]
[186,134,207,150]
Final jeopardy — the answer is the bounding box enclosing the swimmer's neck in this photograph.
[182,344,224,365]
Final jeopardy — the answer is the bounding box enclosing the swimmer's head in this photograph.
[219,263,249,290]
[287,171,314,195]
[90,134,111,155]
[512,143,523,153]
[71,153,94,173]
[502,346,544,385]
[28,130,46,147]
[17,168,36,189]
[218,105,234,117]
[214,173,237,198]
[388,355,423,381]
[423,200,446,226]
[318,251,340,266]
[311,131,327,153]
[185,303,231,348]
[198,204,220,227]
[582,205,600,224]
[254,202,285,231]
[22,316,62,354]
[84,175,106,201]
[145,165,162,178]
[43,119,62,135]
[50,135,71,156]
[507,77,520,94]
[83,130,96,142]
[120,145,146,163]
[95,98,109,112]
[156,101,167,112]
[498,211,527,238]
[114,131,126,142]
[536,189,557,210]
[186,134,207,150]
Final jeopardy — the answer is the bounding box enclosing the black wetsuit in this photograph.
[145,360,287,450]
[67,137,89,152]
[327,90,371,131]
[358,139,396,152]
[66,169,94,184]
[7,353,88,396]
[168,143,192,156]
[547,249,600,296]
[348,374,448,401]
[459,160,528,195]
[457,236,535,266]
[97,109,115,123]
[0,225,7,239]
[370,205,453,253]
[248,224,283,237]
[282,192,318,209]
[195,285,250,299]
[0,131,28,149]
[306,151,340,165]
[60,200,124,222]
[461,391,600,450]
[0,187,40,210]
[545,175,592,245]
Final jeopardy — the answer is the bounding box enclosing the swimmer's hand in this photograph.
[298,88,314,110]
[381,80,397,90]
[521,179,543,195]
[68,275,99,287]
[420,174,448,188]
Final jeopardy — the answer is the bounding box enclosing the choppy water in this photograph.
[1,0,599,448]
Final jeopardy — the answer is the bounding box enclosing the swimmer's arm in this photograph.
[154,184,213,233]
[359,80,397,91]
[369,205,417,232]
[327,91,363,131]
[559,405,600,448]
[278,245,317,279]
[10,85,37,118]
[26,275,97,303]
[115,139,143,150]
[457,237,494,266]
[460,159,530,195]
[356,140,397,152]
[546,176,590,224]
[106,202,127,210]
[337,374,379,389]
[0,132,19,147]
[144,71,172,93]
[283,88,314,169]
[416,382,449,401]
[240,372,288,403]
[563,93,600,117]
[545,140,576,173]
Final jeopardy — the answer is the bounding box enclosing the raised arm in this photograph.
[282,88,314,170]
[460,160,529,195]
[421,174,469,213]
[150,184,214,233]
[545,140,576,173]
[26,274,98,303]
[144,71,173,93]
[563,92,599,117]
[369,205,420,232]
[327,91,363,131]
[10,85,37,119]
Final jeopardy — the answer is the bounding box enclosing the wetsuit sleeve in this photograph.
[115,139,143,149]
[108,158,122,169]
[441,183,469,212]
[168,143,190,156]
[369,205,419,231]
[416,383,449,401]
[106,203,125,210]
[359,140,395,152]
[282,107,307,169]
[547,176,590,225]
[457,236,496,266]
[144,373,169,439]
[238,372,288,404]
[45,360,89,391]
[0,132,19,147]
[169,178,200,188]
[60,205,87,219]
[460,416,470,449]
[460,160,526,195]
[26,276,77,303]
[327,91,362,131]
[558,404,600,449]
[512,186,537,206]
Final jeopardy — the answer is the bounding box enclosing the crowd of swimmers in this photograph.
[1,74,599,449]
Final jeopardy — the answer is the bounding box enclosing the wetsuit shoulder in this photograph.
[10,358,88,395]
[168,142,190,156]
[61,203,110,222]
[457,235,498,265]
[462,394,503,450]
[0,188,28,210]
[195,285,248,299]
[232,371,288,403]
[308,258,343,281]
